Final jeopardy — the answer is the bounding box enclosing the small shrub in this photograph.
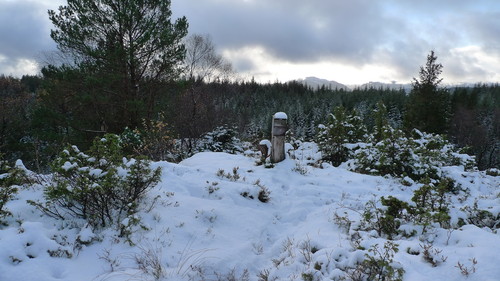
[0,183,17,225]
[199,126,242,154]
[461,200,500,229]
[420,243,447,267]
[411,178,453,230]
[456,258,477,277]
[32,134,161,231]
[206,181,220,194]
[255,180,270,203]
[317,107,368,166]
[240,180,271,203]
[361,181,454,237]
[301,272,314,281]
[258,186,271,203]
[332,211,352,234]
[358,241,405,281]
[257,268,277,281]
[0,157,29,225]
[485,168,499,177]
[217,167,240,181]
[352,128,475,182]
[354,127,415,178]
[360,198,414,239]
[120,113,177,161]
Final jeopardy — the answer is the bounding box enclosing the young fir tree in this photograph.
[404,51,451,134]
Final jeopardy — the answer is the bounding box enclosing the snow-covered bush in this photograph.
[361,177,459,238]
[0,157,29,225]
[357,241,405,281]
[317,107,368,166]
[32,134,161,231]
[352,126,414,178]
[0,184,17,225]
[411,177,456,230]
[361,197,413,239]
[120,114,177,161]
[460,200,500,229]
[350,128,475,181]
[198,126,242,154]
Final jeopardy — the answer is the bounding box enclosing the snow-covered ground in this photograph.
[0,144,499,281]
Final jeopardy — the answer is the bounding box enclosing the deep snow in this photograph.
[0,145,499,281]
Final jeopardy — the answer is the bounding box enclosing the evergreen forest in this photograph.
[0,0,498,172]
[1,74,499,171]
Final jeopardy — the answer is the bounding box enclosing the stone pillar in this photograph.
[271,112,288,163]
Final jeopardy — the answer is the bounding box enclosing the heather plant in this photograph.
[31,134,161,232]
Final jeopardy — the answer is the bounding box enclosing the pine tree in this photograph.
[46,0,188,132]
[404,51,450,134]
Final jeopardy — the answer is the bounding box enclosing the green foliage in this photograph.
[0,157,29,225]
[354,126,415,178]
[405,51,451,134]
[411,178,454,229]
[120,114,178,161]
[353,127,474,181]
[199,126,242,154]
[301,272,315,281]
[361,198,413,239]
[0,75,37,168]
[357,241,405,281]
[42,0,189,143]
[35,134,161,231]
[49,0,188,82]
[461,200,500,229]
[317,106,367,166]
[361,178,457,238]
[372,101,391,142]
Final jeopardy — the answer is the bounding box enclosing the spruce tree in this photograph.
[404,51,450,134]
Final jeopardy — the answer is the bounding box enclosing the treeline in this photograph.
[0,1,497,171]
[1,74,498,170]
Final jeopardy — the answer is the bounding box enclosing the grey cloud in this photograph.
[464,12,500,52]
[0,1,57,75]
[232,56,257,72]
[1,0,498,81]
[173,0,500,82]
[444,54,489,81]
[174,0,403,65]
[0,1,55,59]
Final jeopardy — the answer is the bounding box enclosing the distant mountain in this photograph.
[295,76,349,91]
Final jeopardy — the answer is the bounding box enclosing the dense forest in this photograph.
[0,0,498,172]
[1,74,499,171]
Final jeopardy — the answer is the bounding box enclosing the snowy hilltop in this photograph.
[296,77,350,91]
[0,137,499,281]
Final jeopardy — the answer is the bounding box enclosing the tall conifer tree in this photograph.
[46,0,188,132]
[404,51,450,134]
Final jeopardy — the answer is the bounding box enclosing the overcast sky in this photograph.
[1,0,499,85]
